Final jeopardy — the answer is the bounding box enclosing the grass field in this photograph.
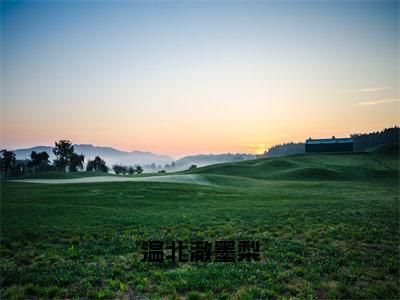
[16,171,116,180]
[1,145,399,299]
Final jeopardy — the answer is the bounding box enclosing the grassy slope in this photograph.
[1,149,399,299]
[185,151,399,183]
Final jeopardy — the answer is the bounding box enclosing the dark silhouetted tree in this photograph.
[0,149,16,178]
[135,166,143,174]
[29,151,50,172]
[128,166,135,175]
[86,156,109,172]
[351,126,400,151]
[113,164,127,175]
[262,142,305,158]
[53,140,75,172]
[69,153,85,172]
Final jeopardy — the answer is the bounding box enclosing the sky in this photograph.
[1,0,399,158]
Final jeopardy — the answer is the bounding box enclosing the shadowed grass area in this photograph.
[1,151,399,299]
[368,143,399,155]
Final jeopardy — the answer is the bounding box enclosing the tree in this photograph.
[128,166,135,175]
[69,153,85,172]
[351,127,400,151]
[53,140,75,172]
[135,166,143,174]
[86,156,108,172]
[113,164,121,174]
[263,142,305,158]
[29,151,50,172]
[113,164,127,175]
[121,165,127,175]
[0,149,16,178]
[189,164,197,170]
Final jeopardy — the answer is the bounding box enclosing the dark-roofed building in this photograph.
[305,136,354,153]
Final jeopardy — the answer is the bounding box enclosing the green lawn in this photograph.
[1,148,399,299]
[16,170,168,180]
[15,171,115,180]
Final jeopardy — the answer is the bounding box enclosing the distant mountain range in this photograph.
[14,144,256,171]
[14,144,174,167]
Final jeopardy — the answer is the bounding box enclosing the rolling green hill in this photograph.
[12,145,399,182]
[186,150,399,183]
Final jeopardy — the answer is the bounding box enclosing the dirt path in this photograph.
[12,174,212,186]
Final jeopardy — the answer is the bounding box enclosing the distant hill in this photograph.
[175,153,255,170]
[261,126,399,158]
[14,144,173,167]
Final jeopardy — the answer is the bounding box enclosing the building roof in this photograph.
[306,137,353,145]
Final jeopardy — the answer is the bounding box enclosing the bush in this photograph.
[135,166,143,174]
[128,166,135,175]
[86,156,108,172]
[112,164,127,175]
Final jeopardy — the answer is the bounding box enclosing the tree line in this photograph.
[0,140,145,178]
[112,164,143,175]
[351,126,399,151]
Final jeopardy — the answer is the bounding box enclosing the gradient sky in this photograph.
[1,0,399,158]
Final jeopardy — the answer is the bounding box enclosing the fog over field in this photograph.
[14,144,172,168]
[14,144,256,172]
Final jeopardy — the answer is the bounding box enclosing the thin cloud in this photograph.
[346,86,390,93]
[356,98,399,106]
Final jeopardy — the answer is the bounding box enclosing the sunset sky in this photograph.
[1,1,399,158]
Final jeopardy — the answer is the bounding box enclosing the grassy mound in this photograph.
[188,151,398,182]
[277,167,342,180]
[250,158,300,169]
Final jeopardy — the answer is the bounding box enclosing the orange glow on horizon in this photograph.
[2,120,399,159]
